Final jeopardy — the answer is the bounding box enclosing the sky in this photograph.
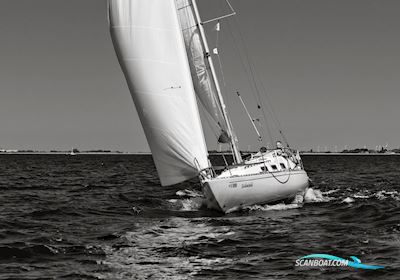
[0,0,399,152]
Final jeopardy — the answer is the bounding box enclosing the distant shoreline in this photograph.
[0,152,399,156]
[301,152,400,156]
[0,152,151,155]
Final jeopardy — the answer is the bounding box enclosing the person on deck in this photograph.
[276,141,288,157]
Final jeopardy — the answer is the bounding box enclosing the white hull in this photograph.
[202,170,309,213]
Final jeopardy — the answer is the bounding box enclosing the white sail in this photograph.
[175,0,228,135]
[108,0,209,186]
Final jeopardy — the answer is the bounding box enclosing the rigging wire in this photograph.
[211,16,240,157]
[256,75,291,147]
[214,21,227,87]
[225,20,274,146]
[206,0,290,149]
[211,0,269,148]
[230,18,275,145]
[228,15,291,147]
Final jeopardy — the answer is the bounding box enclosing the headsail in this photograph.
[176,0,242,163]
[176,0,228,140]
[108,0,209,186]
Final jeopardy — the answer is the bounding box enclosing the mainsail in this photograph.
[108,0,209,186]
[175,0,228,137]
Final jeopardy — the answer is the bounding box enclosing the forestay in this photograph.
[108,0,209,186]
[175,0,228,136]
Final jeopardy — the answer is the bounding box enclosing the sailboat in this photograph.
[108,0,309,213]
[69,148,76,156]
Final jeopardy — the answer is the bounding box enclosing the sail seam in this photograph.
[132,89,184,96]
[121,58,176,65]
[177,4,192,10]
[110,25,175,32]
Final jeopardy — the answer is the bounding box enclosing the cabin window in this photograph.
[270,164,278,171]
[280,163,286,169]
[261,166,267,172]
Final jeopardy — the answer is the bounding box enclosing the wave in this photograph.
[98,219,235,279]
[175,189,203,198]
[340,189,400,203]
[167,197,204,211]
[0,244,58,260]
[167,185,399,213]
[131,206,142,214]
[375,190,400,201]
[342,197,355,203]
[0,243,108,261]
[303,188,324,202]
[316,185,400,205]
[322,188,341,195]
[244,203,301,212]
[163,189,206,211]
[27,206,86,218]
[241,187,332,212]
[169,187,332,213]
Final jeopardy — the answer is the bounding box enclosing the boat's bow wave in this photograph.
[176,189,203,198]
[303,188,328,203]
[154,184,399,214]
[243,203,301,212]
[168,198,204,211]
[167,187,330,213]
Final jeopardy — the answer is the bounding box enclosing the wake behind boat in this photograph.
[108,0,309,213]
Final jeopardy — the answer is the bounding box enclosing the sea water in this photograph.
[0,154,399,279]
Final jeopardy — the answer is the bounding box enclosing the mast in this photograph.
[191,0,242,164]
